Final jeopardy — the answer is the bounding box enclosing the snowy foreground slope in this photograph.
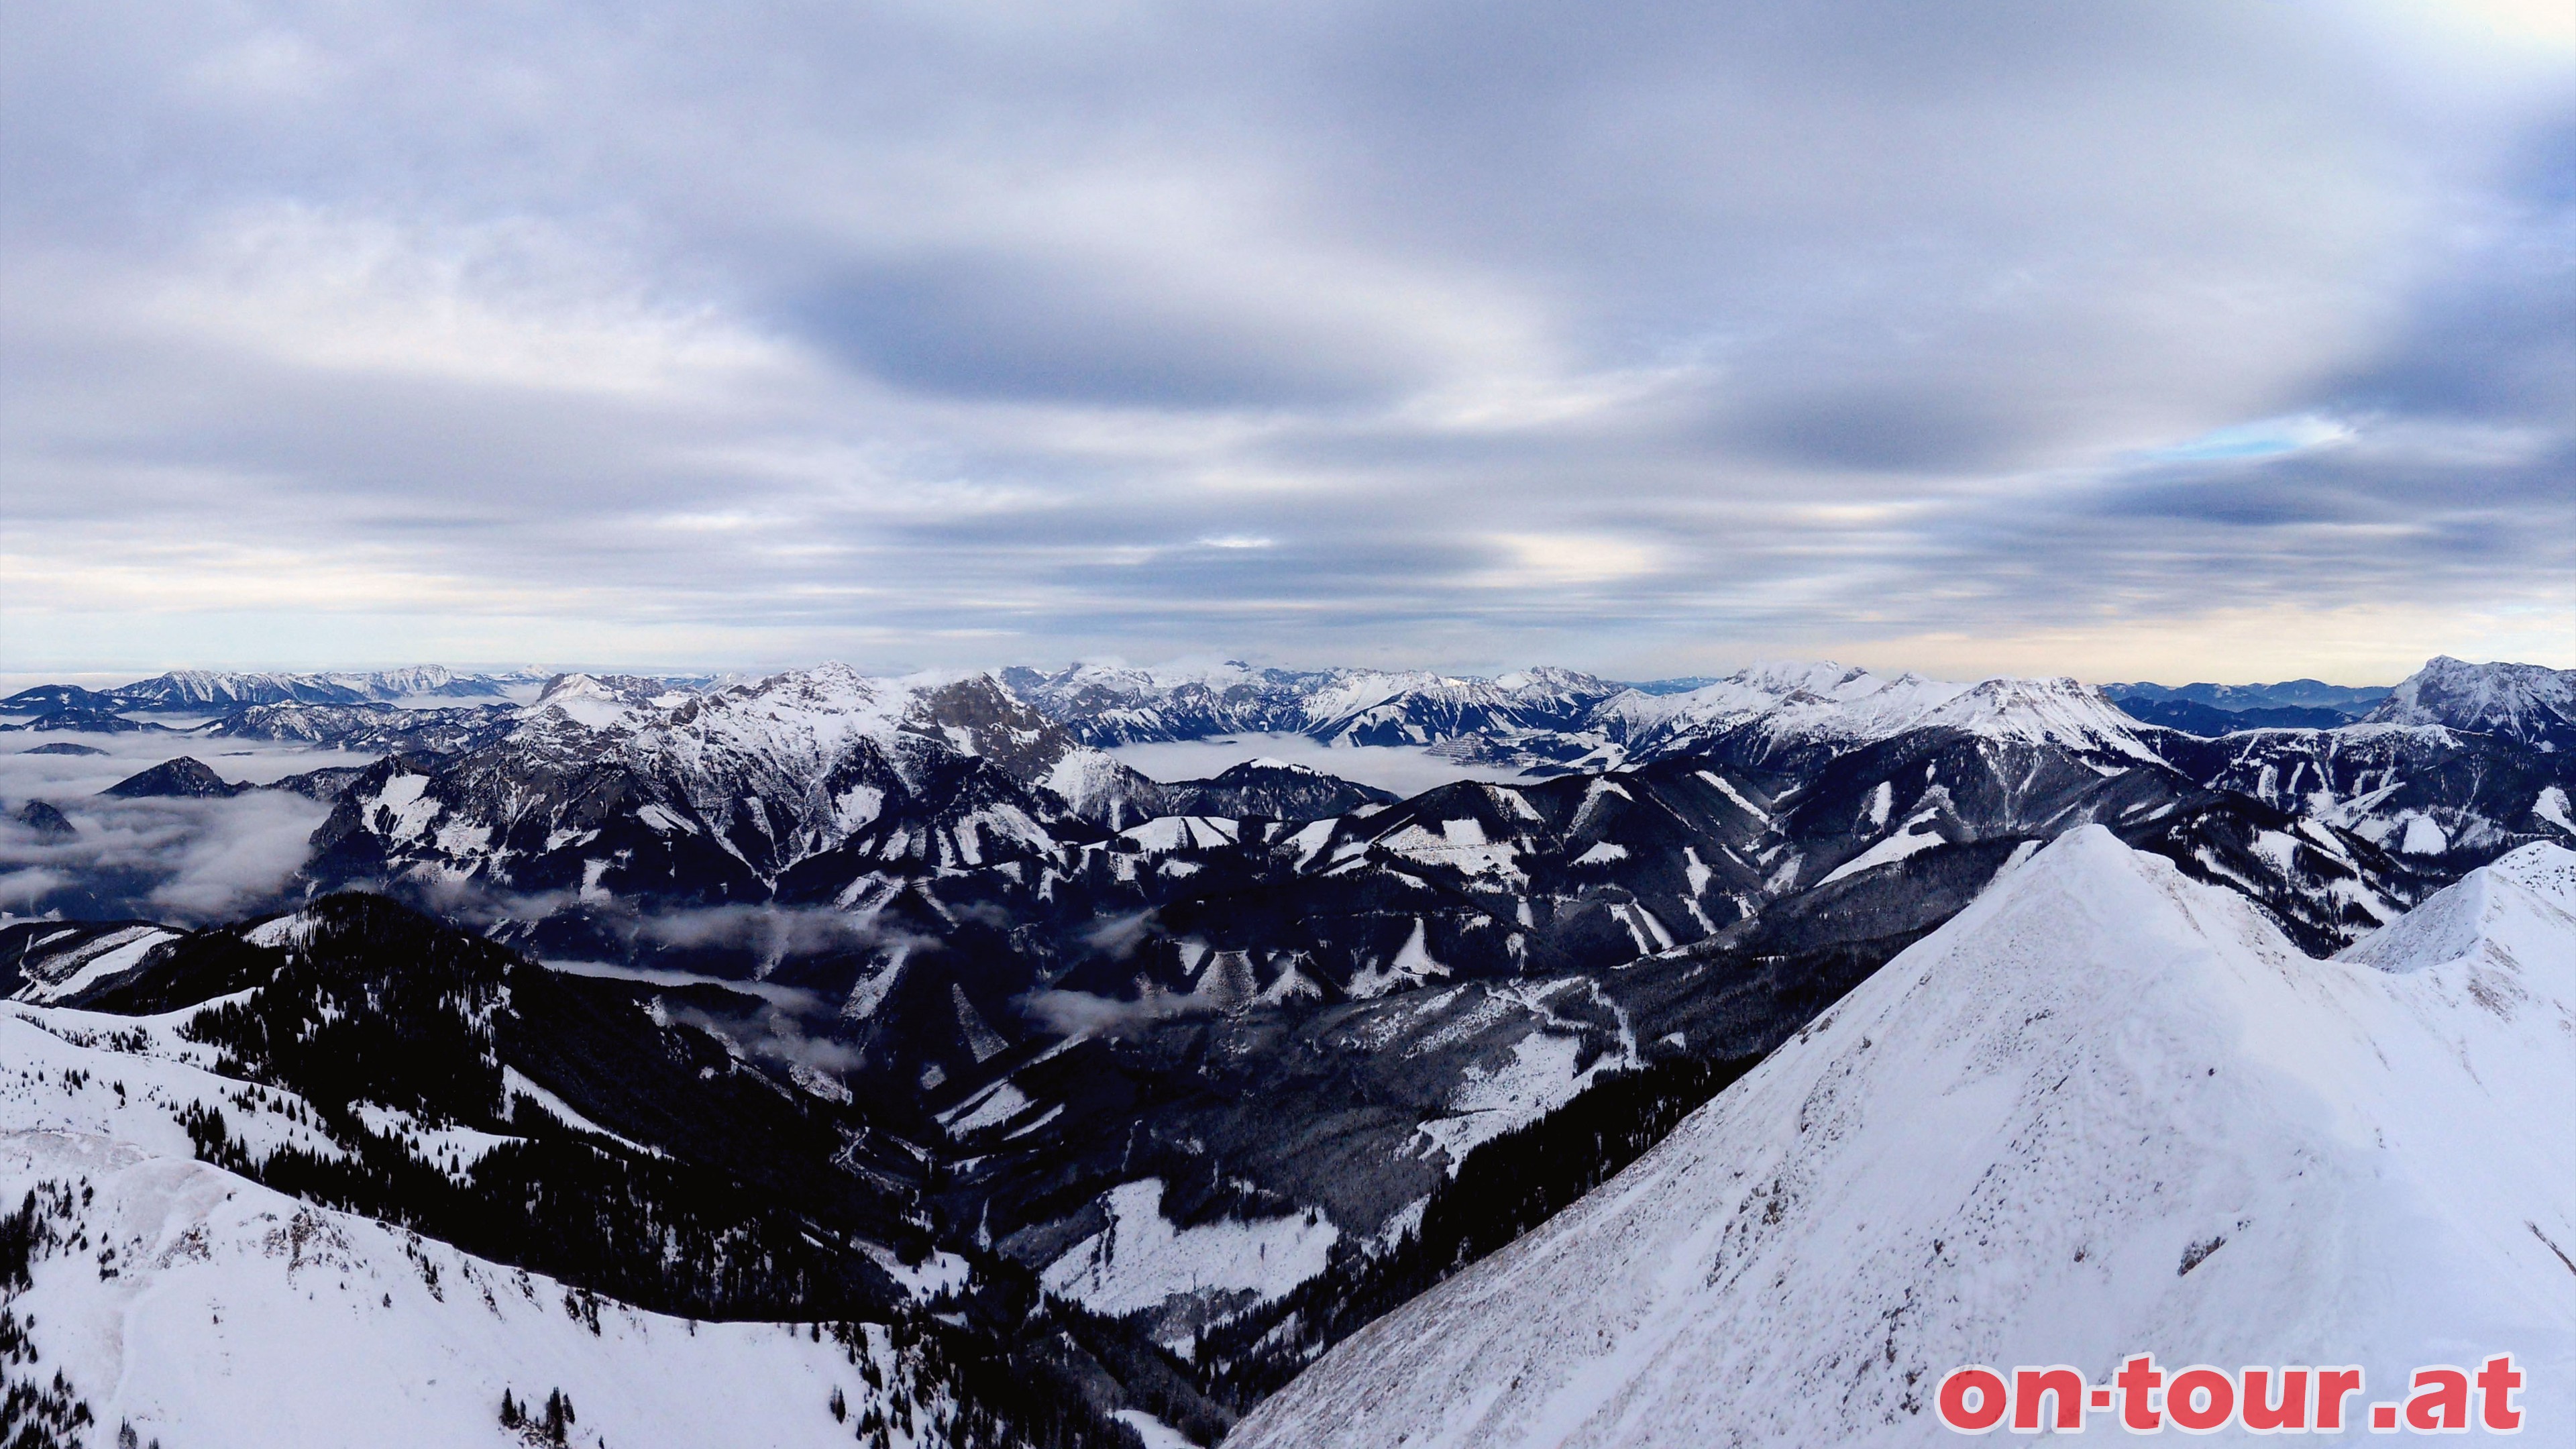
[0,1011,999,1449]
[1233,828,2576,1447]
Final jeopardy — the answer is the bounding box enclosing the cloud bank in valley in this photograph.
[0,1,2568,680]
[0,736,337,921]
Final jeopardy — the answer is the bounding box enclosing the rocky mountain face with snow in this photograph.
[2360,654,2576,751]
[1002,661,1627,747]
[1,652,2570,1444]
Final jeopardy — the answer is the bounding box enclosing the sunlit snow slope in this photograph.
[1232,828,2576,1447]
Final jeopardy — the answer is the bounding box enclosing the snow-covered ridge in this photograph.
[1003,660,1625,747]
[1234,829,2576,1448]
[0,1116,981,1447]
[78,667,558,712]
[1597,659,1972,731]
[1598,661,2159,763]
[529,669,704,729]
[2338,838,2576,975]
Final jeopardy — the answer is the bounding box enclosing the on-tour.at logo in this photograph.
[1937,1354,2525,1434]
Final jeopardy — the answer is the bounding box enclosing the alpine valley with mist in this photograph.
[0,654,2569,1445]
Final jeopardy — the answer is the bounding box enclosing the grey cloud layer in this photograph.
[0,1,2567,677]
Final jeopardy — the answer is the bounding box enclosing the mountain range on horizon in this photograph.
[11,657,2406,705]
[10,653,2567,763]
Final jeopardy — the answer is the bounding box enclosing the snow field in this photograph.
[1,1131,943,1449]
[0,1000,985,1448]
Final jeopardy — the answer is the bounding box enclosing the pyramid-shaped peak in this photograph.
[2337,841,2576,977]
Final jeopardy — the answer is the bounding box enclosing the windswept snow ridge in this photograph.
[1234,830,2576,1448]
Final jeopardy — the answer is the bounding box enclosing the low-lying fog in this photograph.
[0,727,361,924]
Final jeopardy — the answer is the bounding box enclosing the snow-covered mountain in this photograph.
[1597,659,1972,740]
[1000,661,1332,742]
[2165,720,2573,862]
[1004,661,1625,747]
[0,667,560,718]
[1130,758,1395,820]
[105,669,380,711]
[105,668,531,712]
[303,664,1133,904]
[1303,667,1625,747]
[2361,655,2575,751]
[523,670,706,727]
[1566,663,2169,773]
[1234,830,2576,1447]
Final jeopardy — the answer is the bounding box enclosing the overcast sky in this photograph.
[1,0,2569,684]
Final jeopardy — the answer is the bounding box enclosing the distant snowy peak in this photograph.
[533,669,706,727]
[191,700,517,756]
[66,665,556,714]
[1019,657,2182,771]
[1609,662,2155,762]
[511,663,1030,787]
[114,668,376,710]
[2363,655,2575,749]
[309,661,1159,905]
[1004,660,1622,746]
[1299,667,1623,747]
[1603,660,1956,733]
[1000,660,1332,743]
[1911,676,2162,757]
[623,664,1130,794]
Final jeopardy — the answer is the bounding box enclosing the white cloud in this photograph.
[146,205,791,397]
[1479,534,1666,588]
[0,736,356,922]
